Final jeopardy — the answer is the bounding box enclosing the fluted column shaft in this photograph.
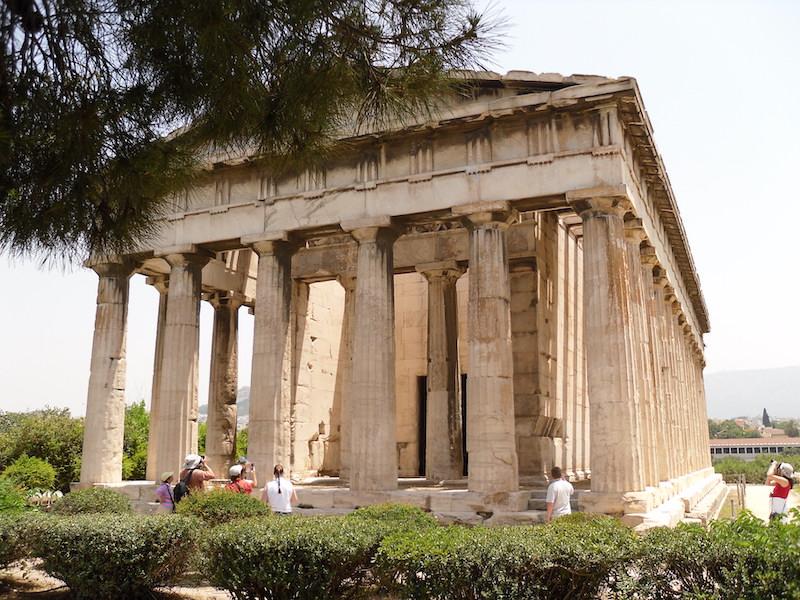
[205,293,241,473]
[248,240,295,472]
[571,196,644,494]
[145,277,168,481]
[336,274,357,481]
[418,262,465,482]
[624,220,658,488]
[347,224,399,491]
[461,207,518,494]
[80,259,134,484]
[154,252,209,476]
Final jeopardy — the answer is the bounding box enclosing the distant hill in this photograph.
[704,366,800,419]
[199,386,250,418]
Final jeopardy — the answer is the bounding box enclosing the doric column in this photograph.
[641,248,673,483]
[153,249,210,476]
[417,261,465,482]
[145,276,168,481]
[343,218,400,491]
[623,218,658,488]
[336,273,357,481]
[246,235,296,473]
[80,258,134,484]
[455,202,519,494]
[568,192,644,495]
[205,292,242,474]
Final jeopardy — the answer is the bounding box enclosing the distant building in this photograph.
[760,426,785,438]
[710,437,800,461]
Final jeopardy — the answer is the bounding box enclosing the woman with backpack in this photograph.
[154,472,175,512]
[174,454,216,504]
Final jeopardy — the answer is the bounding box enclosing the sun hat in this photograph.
[160,471,174,483]
[229,465,243,478]
[184,454,202,469]
[780,463,794,479]
[238,456,248,465]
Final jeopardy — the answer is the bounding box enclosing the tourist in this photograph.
[238,456,256,481]
[225,464,257,494]
[766,460,794,520]
[154,472,175,512]
[263,464,297,515]
[545,466,574,522]
[178,453,216,493]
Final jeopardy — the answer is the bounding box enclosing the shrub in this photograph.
[1,454,56,490]
[26,514,198,599]
[0,514,24,568]
[176,489,269,524]
[346,502,438,534]
[51,486,131,515]
[0,478,27,514]
[377,515,637,600]
[203,516,384,599]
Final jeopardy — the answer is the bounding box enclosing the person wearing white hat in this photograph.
[225,463,257,494]
[177,453,216,494]
[766,460,795,520]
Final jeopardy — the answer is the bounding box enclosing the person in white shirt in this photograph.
[545,466,574,522]
[263,464,298,515]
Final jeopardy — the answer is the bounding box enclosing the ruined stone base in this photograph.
[78,470,727,529]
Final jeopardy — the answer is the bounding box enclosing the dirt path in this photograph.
[744,484,799,522]
[0,562,232,599]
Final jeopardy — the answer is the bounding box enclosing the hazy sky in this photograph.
[1,0,798,416]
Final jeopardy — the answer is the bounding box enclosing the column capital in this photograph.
[86,256,136,278]
[207,291,245,310]
[416,260,465,282]
[341,216,401,244]
[242,232,299,257]
[640,243,660,267]
[566,186,630,219]
[145,275,169,295]
[452,200,516,229]
[623,215,647,243]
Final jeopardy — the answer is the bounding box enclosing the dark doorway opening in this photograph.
[417,376,427,476]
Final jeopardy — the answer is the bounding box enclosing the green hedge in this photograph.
[51,486,131,515]
[1,454,56,491]
[176,489,270,524]
[376,513,636,599]
[0,514,25,568]
[203,516,384,599]
[0,478,27,514]
[26,514,198,599]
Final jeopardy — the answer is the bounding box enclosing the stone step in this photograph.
[686,480,729,525]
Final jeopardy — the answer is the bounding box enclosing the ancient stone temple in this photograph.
[79,72,726,526]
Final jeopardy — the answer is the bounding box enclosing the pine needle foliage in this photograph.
[2,0,501,261]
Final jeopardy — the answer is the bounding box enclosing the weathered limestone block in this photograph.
[80,259,134,484]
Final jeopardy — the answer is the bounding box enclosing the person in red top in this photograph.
[225,464,257,494]
[766,460,794,520]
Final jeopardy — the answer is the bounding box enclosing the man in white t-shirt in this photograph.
[545,466,574,522]
[262,464,298,514]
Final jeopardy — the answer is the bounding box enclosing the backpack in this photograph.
[173,468,196,504]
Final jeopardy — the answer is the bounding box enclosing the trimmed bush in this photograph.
[0,514,24,568]
[176,489,270,524]
[26,513,198,599]
[347,502,438,533]
[0,478,27,514]
[377,514,637,599]
[1,454,56,490]
[51,486,131,515]
[204,516,393,599]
